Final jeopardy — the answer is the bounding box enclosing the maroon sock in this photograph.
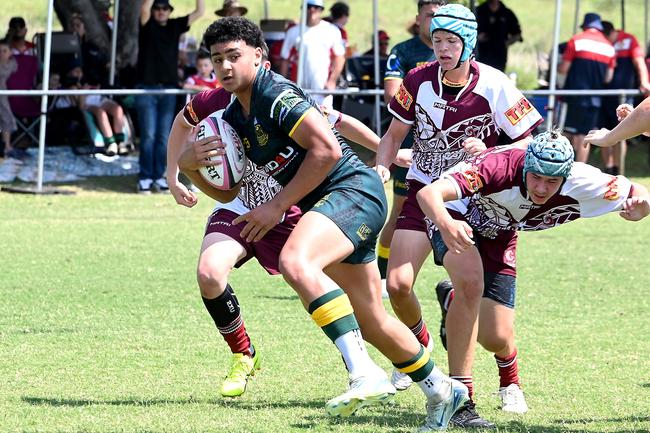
[451,375,474,400]
[409,318,432,349]
[495,349,520,388]
[202,285,253,356]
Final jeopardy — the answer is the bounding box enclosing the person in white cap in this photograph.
[279,0,345,108]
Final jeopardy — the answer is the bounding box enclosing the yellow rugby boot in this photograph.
[220,352,261,397]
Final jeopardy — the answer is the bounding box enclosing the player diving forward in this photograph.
[415,131,648,414]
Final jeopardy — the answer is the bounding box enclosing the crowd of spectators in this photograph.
[1,1,649,190]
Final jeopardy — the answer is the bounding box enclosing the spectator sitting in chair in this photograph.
[81,91,129,156]
[5,17,35,56]
[0,38,18,158]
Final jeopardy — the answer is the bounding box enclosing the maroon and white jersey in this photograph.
[442,147,632,240]
[388,61,542,185]
[183,88,283,214]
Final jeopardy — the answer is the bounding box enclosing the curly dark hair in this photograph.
[203,17,268,53]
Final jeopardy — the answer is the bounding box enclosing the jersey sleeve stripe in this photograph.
[387,105,414,125]
[288,107,316,138]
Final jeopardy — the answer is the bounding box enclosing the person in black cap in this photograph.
[135,0,205,194]
[559,12,616,163]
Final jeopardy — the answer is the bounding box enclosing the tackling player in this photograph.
[197,16,468,430]
[376,4,541,426]
[416,131,649,414]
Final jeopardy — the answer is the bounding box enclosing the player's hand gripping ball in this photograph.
[196,115,247,190]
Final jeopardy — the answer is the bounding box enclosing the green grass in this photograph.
[1,172,650,432]
[3,0,649,89]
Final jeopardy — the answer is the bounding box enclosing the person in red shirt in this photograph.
[598,21,650,175]
[558,13,616,163]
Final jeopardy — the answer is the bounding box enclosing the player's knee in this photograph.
[385,272,413,299]
[278,252,310,287]
[196,264,229,297]
[452,272,484,301]
[478,325,513,353]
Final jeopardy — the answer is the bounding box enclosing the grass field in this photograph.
[1,171,650,433]
[1,0,649,89]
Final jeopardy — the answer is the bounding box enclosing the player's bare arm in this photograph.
[383,78,402,105]
[585,98,650,147]
[166,112,199,207]
[375,118,411,182]
[620,182,650,222]
[416,178,475,254]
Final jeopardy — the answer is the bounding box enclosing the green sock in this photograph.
[103,135,116,146]
[115,132,125,143]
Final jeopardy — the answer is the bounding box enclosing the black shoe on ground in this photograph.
[450,401,496,429]
[435,280,453,351]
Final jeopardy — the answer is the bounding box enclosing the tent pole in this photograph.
[373,0,381,136]
[296,0,308,88]
[547,0,563,130]
[109,0,120,86]
[36,0,55,191]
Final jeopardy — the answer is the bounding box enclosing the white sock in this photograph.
[416,365,451,403]
[334,329,377,378]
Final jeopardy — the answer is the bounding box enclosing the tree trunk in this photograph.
[53,0,141,70]
[116,0,141,68]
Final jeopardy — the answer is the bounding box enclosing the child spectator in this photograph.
[183,51,220,92]
[0,39,18,158]
[81,93,128,156]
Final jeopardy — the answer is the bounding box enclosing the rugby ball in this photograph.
[196,114,247,190]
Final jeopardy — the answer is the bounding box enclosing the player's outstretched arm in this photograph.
[619,182,650,222]
[586,98,650,147]
[321,107,411,167]
[416,179,475,254]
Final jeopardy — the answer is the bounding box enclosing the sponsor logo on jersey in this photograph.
[461,168,483,192]
[186,101,199,124]
[255,122,268,146]
[433,101,458,112]
[505,97,534,125]
[356,223,372,241]
[396,84,413,110]
[263,145,297,174]
[270,89,303,125]
[603,177,620,200]
[242,137,251,150]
